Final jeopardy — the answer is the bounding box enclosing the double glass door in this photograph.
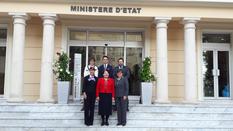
[69,46,143,96]
[202,50,230,98]
[88,46,124,67]
[88,46,142,95]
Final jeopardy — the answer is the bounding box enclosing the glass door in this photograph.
[68,30,144,99]
[126,48,142,95]
[107,47,124,67]
[203,50,214,97]
[88,46,105,66]
[218,51,230,97]
[203,50,230,99]
[0,29,7,95]
[88,46,142,95]
[0,47,6,94]
[88,46,124,67]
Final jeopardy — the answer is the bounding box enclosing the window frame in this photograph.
[201,31,232,100]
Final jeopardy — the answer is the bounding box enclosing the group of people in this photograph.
[82,56,130,126]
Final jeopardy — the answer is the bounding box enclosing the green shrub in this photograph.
[140,57,155,82]
[53,51,73,81]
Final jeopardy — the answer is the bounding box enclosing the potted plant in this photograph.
[140,57,155,105]
[53,51,73,104]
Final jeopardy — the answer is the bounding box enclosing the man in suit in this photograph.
[113,58,130,111]
[113,58,130,79]
[98,56,113,78]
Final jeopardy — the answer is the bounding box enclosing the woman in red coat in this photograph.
[96,70,115,126]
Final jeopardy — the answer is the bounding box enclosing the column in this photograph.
[7,13,28,102]
[183,17,200,102]
[38,14,57,103]
[154,17,171,103]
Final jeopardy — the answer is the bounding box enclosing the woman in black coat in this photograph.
[82,67,98,126]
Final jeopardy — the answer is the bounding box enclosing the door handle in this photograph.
[212,69,220,76]
[212,69,216,76]
[217,69,220,76]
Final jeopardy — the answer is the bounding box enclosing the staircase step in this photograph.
[0,112,233,120]
[1,104,233,113]
[0,119,233,128]
[1,128,232,131]
[1,102,233,130]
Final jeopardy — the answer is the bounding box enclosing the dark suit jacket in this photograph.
[115,77,129,97]
[82,75,98,95]
[98,64,114,78]
[113,65,130,79]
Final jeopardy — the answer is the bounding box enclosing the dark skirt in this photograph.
[98,93,112,115]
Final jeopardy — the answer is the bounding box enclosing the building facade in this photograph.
[0,0,233,103]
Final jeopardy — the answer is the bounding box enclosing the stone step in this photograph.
[0,119,233,128]
[1,102,233,108]
[1,103,233,130]
[1,112,233,120]
[0,128,231,131]
[1,105,233,113]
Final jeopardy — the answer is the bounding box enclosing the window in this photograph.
[126,32,143,42]
[69,30,144,42]
[202,34,231,43]
[69,30,86,41]
[89,31,124,41]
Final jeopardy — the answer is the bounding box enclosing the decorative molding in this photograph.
[2,0,233,8]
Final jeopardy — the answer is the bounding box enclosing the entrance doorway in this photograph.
[202,33,231,99]
[88,46,124,66]
[68,30,144,97]
[0,29,7,95]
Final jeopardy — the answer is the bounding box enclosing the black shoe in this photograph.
[122,123,126,126]
[105,121,109,126]
[101,121,105,126]
[81,107,84,111]
[117,123,121,126]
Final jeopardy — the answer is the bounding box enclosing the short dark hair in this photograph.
[118,58,124,62]
[89,67,96,71]
[117,69,123,73]
[102,56,108,60]
[104,70,109,74]
[89,57,95,62]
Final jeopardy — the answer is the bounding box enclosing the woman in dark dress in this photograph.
[96,70,115,126]
[82,67,98,126]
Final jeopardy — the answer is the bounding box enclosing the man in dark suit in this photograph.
[98,56,114,78]
[113,58,130,79]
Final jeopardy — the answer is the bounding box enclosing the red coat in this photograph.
[96,78,115,97]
